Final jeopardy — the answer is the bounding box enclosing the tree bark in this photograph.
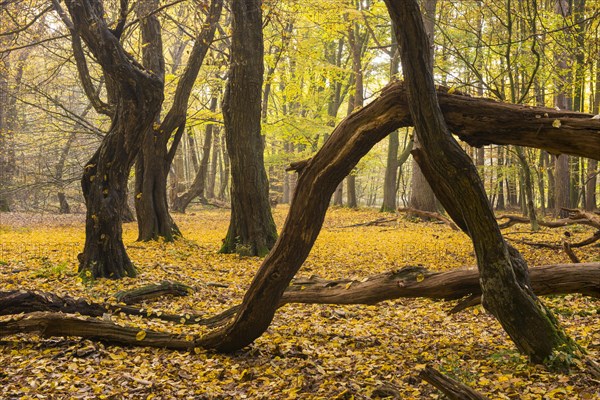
[134,0,222,241]
[387,0,579,365]
[63,0,164,279]
[381,26,402,213]
[555,154,571,217]
[515,146,539,230]
[381,130,399,212]
[206,127,220,200]
[408,0,438,214]
[219,0,277,257]
[586,158,598,211]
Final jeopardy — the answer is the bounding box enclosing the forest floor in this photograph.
[0,206,598,399]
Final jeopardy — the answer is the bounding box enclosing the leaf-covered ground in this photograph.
[0,206,598,399]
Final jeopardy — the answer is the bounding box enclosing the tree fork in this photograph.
[386,0,580,365]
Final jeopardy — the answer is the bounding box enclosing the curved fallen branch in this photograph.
[398,207,459,230]
[498,209,600,230]
[514,230,600,249]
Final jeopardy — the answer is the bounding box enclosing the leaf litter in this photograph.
[0,206,598,399]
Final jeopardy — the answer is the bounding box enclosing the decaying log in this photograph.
[0,290,227,327]
[0,312,196,350]
[498,210,600,230]
[113,280,192,304]
[419,366,489,400]
[1,263,597,348]
[280,263,600,307]
[398,207,459,230]
[515,230,600,249]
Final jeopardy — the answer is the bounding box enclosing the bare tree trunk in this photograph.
[381,29,401,212]
[333,183,343,205]
[0,50,25,211]
[206,128,219,200]
[515,146,539,230]
[537,150,546,215]
[55,132,77,214]
[586,159,598,210]
[134,0,222,240]
[555,155,571,217]
[218,133,229,201]
[496,146,505,210]
[381,129,399,212]
[408,0,438,213]
[220,0,277,256]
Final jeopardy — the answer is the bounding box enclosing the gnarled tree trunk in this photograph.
[62,0,164,279]
[133,0,222,240]
[387,0,578,364]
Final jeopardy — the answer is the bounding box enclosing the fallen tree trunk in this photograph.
[286,81,600,163]
[1,263,597,349]
[281,263,600,306]
[419,366,489,400]
[0,290,228,327]
[0,311,196,350]
[398,207,459,230]
[113,280,192,305]
[498,208,600,230]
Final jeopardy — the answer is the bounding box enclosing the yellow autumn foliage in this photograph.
[0,206,598,399]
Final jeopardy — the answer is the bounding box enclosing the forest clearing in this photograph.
[2,0,600,398]
[0,206,598,399]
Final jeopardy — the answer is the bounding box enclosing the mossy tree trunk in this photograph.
[386,0,578,364]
